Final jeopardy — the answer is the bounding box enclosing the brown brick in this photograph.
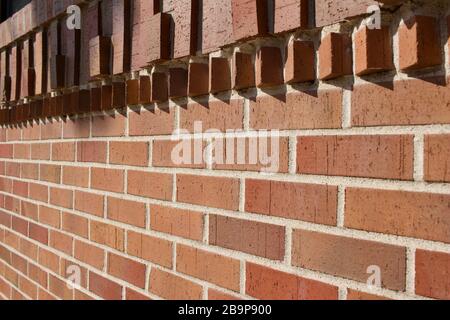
[150,205,203,241]
[345,188,450,244]
[126,79,139,105]
[210,215,285,260]
[177,245,240,291]
[168,68,188,99]
[139,75,151,104]
[151,71,168,102]
[245,179,337,225]
[292,230,406,291]
[188,62,209,97]
[246,263,338,300]
[209,57,231,94]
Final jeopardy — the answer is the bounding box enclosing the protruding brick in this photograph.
[139,75,151,104]
[111,0,132,75]
[256,46,283,87]
[151,72,168,102]
[319,32,352,80]
[285,40,315,84]
[399,15,442,71]
[202,0,233,54]
[126,79,139,105]
[274,0,309,33]
[171,0,199,58]
[232,0,268,41]
[355,26,393,75]
[232,52,255,90]
[209,57,231,94]
[188,62,209,97]
[89,36,111,79]
[139,13,170,66]
[112,81,126,109]
[168,67,188,99]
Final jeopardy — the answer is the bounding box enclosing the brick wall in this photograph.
[0,0,449,300]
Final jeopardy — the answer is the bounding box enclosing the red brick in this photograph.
[250,90,342,130]
[90,220,125,251]
[127,170,172,201]
[246,263,338,300]
[352,77,450,126]
[347,290,389,300]
[29,183,48,202]
[31,143,50,160]
[109,141,149,167]
[39,206,60,228]
[77,141,107,163]
[29,223,48,245]
[0,144,14,158]
[399,16,442,70]
[127,231,173,268]
[74,191,104,217]
[424,134,450,182]
[256,46,284,87]
[92,113,126,137]
[28,263,48,288]
[112,81,126,109]
[149,268,203,300]
[209,57,231,94]
[297,135,414,180]
[91,168,124,193]
[139,75,151,104]
[355,26,393,75]
[188,62,209,97]
[62,117,90,139]
[232,0,268,41]
[415,250,450,300]
[62,212,88,238]
[292,230,406,291]
[138,13,170,65]
[345,188,450,244]
[52,142,75,161]
[151,71,168,103]
[180,99,244,132]
[179,245,240,292]
[14,144,30,159]
[50,188,73,209]
[38,248,60,274]
[13,180,28,197]
[111,0,132,75]
[107,197,146,228]
[126,79,139,105]
[150,205,204,241]
[41,121,62,140]
[128,106,175,136]
[125,288,151,300]
[285,40,315,84]
[89,272,122,300]
[274,0,309,33]
[246,179,337,225]
[108,253,146,288]
[62,166,89,188]
[21,163,39,180]
[177,174,239,210]
[74,240,104,270]
[152,139,206,169]
[171,0,199,58]
[12,216,28,236]
[315,0,378,27]
[40,164,61,183]
[319,32,353,80]
[210,215,285,260]
[22,201,38,220]
[202,0,233,54]
[232,52,255,90]
[49,230,73,256]
[48,274,73,300]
